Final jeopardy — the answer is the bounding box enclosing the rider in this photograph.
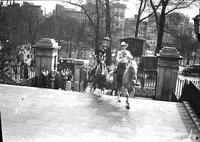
[95,49,106,65]
[116,41,133,86]
[94,49,106,71]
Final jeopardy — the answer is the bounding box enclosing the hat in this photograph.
[120,41,127,47]
[97,49,105,54]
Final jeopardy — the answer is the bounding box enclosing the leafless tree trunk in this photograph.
[155,0,168,54]
[149,0,197,55]
[95,0,100,53]
[105,0,111,38]
[62,0,101,53]
[134,0,158,38]
[105,0,111,65]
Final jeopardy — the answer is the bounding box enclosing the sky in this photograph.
[11,0,200,21]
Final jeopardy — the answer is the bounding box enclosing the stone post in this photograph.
[34,38,60,88]
[66,80,71,91]
[49,78,55,89]
[155,47,182,101]
[61,77,67,90]
[73,59,84,91]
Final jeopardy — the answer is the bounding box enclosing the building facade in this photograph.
[21,2,43,18]
[110,2,126,43]
[18,43,34,66]
[54,4,87,23]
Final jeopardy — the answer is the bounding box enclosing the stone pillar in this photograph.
[155,47,182,101]
[34,38,60,87]
[61,77,67,90]
[34,38,60,74]
[73,59,84,91]
[66,81,71,91]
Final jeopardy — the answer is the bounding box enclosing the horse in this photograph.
[89,62,108,95]
[106,60,138,109]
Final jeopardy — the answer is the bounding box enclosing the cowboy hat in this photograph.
[120,41,128,47]
[97,49,105,54]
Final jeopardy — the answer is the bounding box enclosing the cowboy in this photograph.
[116,41,133,86]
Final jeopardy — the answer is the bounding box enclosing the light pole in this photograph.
[102,35,111,66]
[193,11,200,85]
[192,51,197,64]
[193,12,200,42]
[193,12,200,64]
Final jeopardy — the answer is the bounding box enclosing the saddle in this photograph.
[116,63,127,75]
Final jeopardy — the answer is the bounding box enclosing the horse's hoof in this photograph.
[118,100,121,103]
[126,105,130,110]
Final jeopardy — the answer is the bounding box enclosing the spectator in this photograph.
[24,63,29,79]
[66,68,72,81]
[41,67,49,88]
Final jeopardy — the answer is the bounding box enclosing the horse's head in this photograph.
[96,64,108,77]
[123,60,138,85]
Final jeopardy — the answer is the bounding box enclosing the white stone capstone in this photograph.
[35,38,60,49]
[157,47,182,59]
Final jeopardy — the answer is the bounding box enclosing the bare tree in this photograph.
[135,0,148,37]
[133,0,161,37]
[61,0,101,53]
[0,3,21,83]
[149,0,197,54]
[20,4,42,45]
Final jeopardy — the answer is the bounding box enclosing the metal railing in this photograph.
[10,64,36,84]
[135,70,157,97]
[137,70,157,88]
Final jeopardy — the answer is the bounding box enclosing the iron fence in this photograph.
[137,70,157,88]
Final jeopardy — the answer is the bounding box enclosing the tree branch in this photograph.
[98,0,106,10]
[164,28,177,37]
[165,0,196,15]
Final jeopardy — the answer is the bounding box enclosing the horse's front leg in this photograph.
[122,87,130,109]
[91,80,96,93]
[90,81,94,92]
[117,88,121,102]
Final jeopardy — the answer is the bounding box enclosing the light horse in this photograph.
[106,60,138,109]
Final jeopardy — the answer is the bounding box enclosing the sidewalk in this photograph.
[0,84,199,142]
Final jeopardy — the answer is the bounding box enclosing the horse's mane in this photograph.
[123,60,138,89]
[129,60,138,75]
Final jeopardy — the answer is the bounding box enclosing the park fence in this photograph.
[175,75,200,99]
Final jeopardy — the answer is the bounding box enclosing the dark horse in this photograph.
[106,60,138,109]
[89,62,108,95]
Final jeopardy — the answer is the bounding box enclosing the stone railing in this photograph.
[179,81,200,132]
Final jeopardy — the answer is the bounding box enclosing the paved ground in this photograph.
[0,84,199,142]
